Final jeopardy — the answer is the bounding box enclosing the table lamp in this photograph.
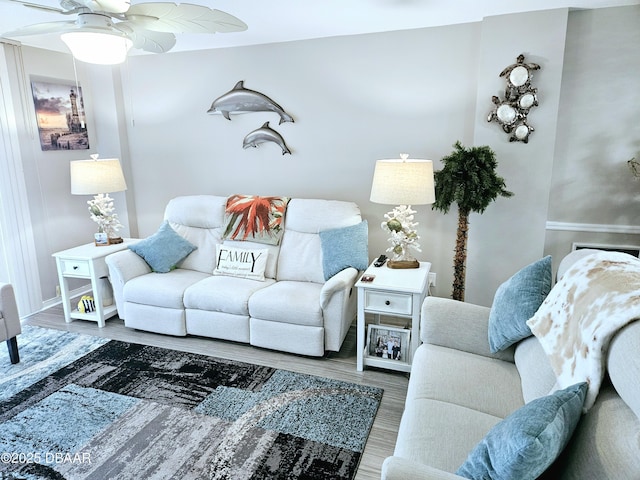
[70,154,127,245]
[370,153,435,268]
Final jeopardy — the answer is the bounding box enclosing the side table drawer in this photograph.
[61,259,91,277]
[364,290,412,316]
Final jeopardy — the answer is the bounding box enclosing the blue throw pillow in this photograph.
[488,255,552,352]
[319,220,369,280]
[456,382,587,480]
[129,221,197,273]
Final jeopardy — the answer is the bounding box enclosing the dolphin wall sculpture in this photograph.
[207,81,294,125]
[243,122,291,155]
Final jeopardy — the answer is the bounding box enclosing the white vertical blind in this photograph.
[0,40,43,316]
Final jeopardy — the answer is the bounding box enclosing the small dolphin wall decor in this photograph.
[243,122,291,155]
[207,80,294,125]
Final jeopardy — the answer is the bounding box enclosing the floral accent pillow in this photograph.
[223,195,290,245]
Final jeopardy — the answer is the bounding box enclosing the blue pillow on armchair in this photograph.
[488,255,552,352]
[319,220,369,280]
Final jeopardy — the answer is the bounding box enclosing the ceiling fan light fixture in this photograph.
[61,29,132,65]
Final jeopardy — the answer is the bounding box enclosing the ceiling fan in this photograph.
[2,0,247,64]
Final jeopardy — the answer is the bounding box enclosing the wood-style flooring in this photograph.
[23,306,409,480]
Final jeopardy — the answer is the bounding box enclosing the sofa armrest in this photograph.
[382,457,465,480]
[319,267,358,309]
[320,267,359,351]
[105,249,151,317]
[421,296,514,362]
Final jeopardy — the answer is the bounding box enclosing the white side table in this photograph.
[355,260,431,372]
[52,239,137,328]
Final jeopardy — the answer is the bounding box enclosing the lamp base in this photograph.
[387,259,420,269]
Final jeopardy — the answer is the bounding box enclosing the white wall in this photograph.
[465,9,569,304]
[9,50,131,302]
[120,22,481,299]
[544,6,640,272]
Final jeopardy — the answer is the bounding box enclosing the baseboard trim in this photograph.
[40,286,92,312]
[546,221,640,234]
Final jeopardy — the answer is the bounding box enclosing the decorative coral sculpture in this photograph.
[381,205,421,264]
[87,193,123,239]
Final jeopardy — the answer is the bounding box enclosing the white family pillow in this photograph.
[213,244,269,281]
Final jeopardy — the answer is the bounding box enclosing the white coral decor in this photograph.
[87,193,123,238]
[381,205,421,259]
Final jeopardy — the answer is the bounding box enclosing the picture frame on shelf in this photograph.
[367,324,410,362]
[94,232,108,246]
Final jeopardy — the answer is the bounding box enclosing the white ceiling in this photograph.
[1,0,638,55]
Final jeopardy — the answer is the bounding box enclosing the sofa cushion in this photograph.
[184,275,275,315]
[222,194,290,245]
[213,244,269,281]
[456,382,587,480]
[277,231,325,283]
[170,223,222,274]
[393,343,524,473]
[129,221,197,273]
[164,195,227,228]
[285,198,362,232]
[249,281,323,326]
[319,220,369,280]
[276,199,362,283]
[164,195,227,274]
[395,397,504,474]
[124,269,209,309]
[488,255,552,353]
[409,344,524,420]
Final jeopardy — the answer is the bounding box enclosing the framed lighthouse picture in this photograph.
[30,77,90,151]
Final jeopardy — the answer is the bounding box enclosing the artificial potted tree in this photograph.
[432,141,513,301]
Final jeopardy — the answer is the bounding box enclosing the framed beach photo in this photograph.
[367,324,410,363]
[30,77,90,151]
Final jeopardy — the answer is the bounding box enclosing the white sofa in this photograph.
[383,249,640,479]
[105,195,367,357]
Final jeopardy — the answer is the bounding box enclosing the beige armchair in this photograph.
[0,283,21,364]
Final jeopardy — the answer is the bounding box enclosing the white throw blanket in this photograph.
[527,251,640,412]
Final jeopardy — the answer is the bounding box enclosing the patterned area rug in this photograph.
[0,326,383,479]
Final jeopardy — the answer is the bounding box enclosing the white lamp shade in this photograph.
[70,157,127,194]
[370,154,435,205]
[61,30,132,65]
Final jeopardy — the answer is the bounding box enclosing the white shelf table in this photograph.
[52,239,137,327]
[355,260,431,372]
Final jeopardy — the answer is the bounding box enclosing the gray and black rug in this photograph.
[0,326,383,479]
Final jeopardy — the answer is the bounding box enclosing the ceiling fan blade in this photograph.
[116,22,175,53]
[125,3,247,34]
[9,0,67,14]
[77,0,130,13]
[2,20,76,37]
